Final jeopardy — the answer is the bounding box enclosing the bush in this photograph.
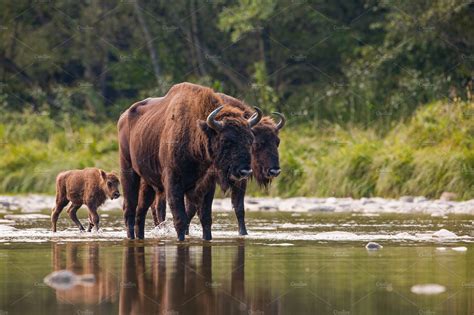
[0,100,472,199]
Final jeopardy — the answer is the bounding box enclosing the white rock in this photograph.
[265,243,294,246]
[432,229,458,239]
[411,284,446,295]
[451,246,467,252]
[4,214,50,220]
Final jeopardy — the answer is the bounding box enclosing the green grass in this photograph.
[1,100,473,199]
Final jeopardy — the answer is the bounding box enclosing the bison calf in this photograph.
[51,168,121,232]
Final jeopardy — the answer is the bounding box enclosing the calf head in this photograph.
[199,106,262,190]
[99,170,121,199]
[251,112,285,187]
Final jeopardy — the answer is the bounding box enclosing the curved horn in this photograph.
[272,112,286,130]
[248,106,263,127]
[206,106,224,131]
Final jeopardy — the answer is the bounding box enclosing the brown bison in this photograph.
[117,83,262,240]
[51,168,121,232]
[150,93,285,235]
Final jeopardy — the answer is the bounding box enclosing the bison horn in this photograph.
[272,112,286,130]
[207,106,224,131]
[248,107,263,127]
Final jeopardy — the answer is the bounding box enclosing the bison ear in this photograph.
[198,120,216,138]
[99,170,107,181]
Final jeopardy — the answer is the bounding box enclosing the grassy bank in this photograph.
[1,100,473,199]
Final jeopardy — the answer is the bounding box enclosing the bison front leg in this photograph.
[231,180,248,235]
[185,195,198,235]
[165,178,188,241]
[198,183,216,241]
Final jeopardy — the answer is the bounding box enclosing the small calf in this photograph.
[51,168,120,232]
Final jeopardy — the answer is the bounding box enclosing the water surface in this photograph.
[0,211,473,314]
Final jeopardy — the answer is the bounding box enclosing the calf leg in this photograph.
[51,198,69,232]
[120,165,140,239]
[87,205,100,232]
[87,213,94,232]
[135,181,155,239]
[231,180,248,235]
[67,203,84,231]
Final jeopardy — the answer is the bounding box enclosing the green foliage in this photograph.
[264,100,474,199]
[2,100,471,199]
[0,1,472,197]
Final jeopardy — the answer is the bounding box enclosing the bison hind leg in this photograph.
[135,181,155,240]
[67,203,85,231]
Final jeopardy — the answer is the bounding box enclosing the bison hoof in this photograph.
[202,231,212,241]
[177,232,185,241]
[239,225,248,235]
[239,229,248,236]
[185,227,190,235]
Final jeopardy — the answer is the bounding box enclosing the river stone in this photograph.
[400,196,414,202]
[307,205,336,212]
[440,192,457,201]
[365,242,383,250]
[414,196,428,203]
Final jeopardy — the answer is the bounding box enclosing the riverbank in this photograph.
[1,194,473,216]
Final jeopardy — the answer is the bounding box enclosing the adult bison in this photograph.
[117,83,262,240]
[150,93,285,235]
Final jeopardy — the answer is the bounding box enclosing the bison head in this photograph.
[100,170,121,200]
[250,112,285,187]
[199,106,262,190]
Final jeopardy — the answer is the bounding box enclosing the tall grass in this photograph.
[1,101,473,199]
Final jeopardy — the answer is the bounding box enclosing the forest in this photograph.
[0,0,473,199]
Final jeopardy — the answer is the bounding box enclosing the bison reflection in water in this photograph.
[118,82,262,240]
[118,244,277,315]
[50,243,117,305]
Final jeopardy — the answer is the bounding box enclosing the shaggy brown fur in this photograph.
[51,168,121,232]
[118,82,258,240]
[150,92,283,235]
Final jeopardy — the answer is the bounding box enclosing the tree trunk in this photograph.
[134,0,161,83]
[190,0,207,76]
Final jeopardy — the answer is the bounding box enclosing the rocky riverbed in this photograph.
[1,194,473,215]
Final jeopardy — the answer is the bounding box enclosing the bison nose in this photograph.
[268,168,281,177]
[238,168,253,178]
[113,192,121,199]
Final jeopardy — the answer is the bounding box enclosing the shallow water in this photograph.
[0,210,473,314]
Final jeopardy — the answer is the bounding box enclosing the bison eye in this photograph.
[107,181,112,187]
